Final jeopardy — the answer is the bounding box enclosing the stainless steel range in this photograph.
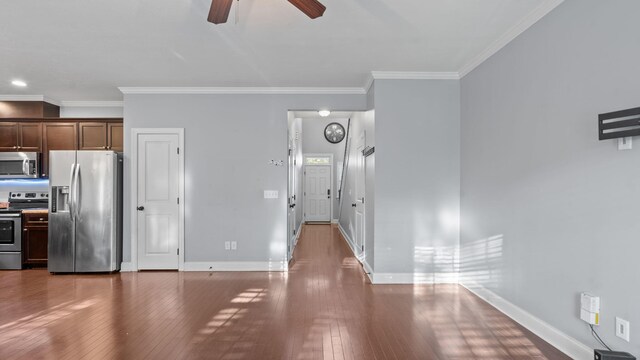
[0,191,49,270]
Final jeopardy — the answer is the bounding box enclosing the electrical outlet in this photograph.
[224,241,231,250]
[616,317,630,342]
[231,241,237,250]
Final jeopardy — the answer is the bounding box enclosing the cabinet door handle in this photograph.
[23,229,28,232]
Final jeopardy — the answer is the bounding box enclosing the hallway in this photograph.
[0,225,567,359]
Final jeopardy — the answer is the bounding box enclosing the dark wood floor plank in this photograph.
[0,224,569,360]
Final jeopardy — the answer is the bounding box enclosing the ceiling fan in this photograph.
[208,0,326,24]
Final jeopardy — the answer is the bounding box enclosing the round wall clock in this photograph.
[324,122,345,144]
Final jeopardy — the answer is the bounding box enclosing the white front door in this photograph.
[136,133,180,269]
[304,165,331,222]
[355,132,366,255]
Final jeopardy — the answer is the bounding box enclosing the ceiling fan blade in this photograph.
[287,0,326,19]
[208,0,234,24]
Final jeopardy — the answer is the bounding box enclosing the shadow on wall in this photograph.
[459,234,504,289]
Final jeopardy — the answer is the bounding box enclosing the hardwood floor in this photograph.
[0,224,568,359]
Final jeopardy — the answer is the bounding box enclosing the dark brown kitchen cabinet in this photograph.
[42,122,78,177]
[108,123,123,151]
[22,212,49,267]
[18,122,42,152]
[78,122,108,150]
[78,122,123,151]
[0,122,19,151]
[0,122,42,152]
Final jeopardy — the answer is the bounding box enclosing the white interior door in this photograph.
[288,137,296,258]
[304,165,331,222]
[136,133,180,269]
[355,132,366,254]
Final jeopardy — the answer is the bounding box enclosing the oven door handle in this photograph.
[0,213,21,218]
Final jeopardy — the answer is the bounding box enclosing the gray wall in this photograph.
[301,117,348,220]
[460,0,640,354]
[374,79,460,277]
[123,94,366,264]
[60,105,124,118]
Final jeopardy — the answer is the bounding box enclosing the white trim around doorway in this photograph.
[302,153,334,222]
[130,128,185,271]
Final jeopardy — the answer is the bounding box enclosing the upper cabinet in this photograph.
[0,123,19,151]
[107,123,123,152]
[0,122,42,152]
[78,122,123,151]
[19,123,42,152]
[42,123,78,177]
[79,122,108,150]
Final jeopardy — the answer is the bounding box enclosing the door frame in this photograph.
[130,128,185,271]
[302,153,334,223]
[354,131,366,257]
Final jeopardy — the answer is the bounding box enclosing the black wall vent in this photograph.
[599,107,640,140]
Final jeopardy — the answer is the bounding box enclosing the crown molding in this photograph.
[459,0,565,78]
[370,71,460,80]
[118,87,366,95]
[364,75,375,94]
[60,101,123,107]
[0,95,60,106]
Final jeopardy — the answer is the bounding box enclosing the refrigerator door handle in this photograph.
[69,163,76,220]
[73,164,81,219]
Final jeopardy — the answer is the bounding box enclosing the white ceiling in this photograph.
[0,0,558,101]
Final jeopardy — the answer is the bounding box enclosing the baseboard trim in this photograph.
[120,262,135,272]
[183,261,287,272]
[337,223,357,254]
[331,219,339,224]
[362,261,374,283]
[370,272,459,285]
[460,281,592,360]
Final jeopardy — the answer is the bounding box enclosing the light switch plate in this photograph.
[264,190,279,199]
[616,317,630,342]
[224,241,231,250]
[231,241,237,250]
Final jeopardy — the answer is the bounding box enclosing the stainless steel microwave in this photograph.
[0,152,39,179]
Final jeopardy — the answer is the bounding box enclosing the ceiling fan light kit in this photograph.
[208,0,325,24]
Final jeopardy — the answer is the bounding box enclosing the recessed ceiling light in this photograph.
[318,110,331,117]
[11,80,27,87]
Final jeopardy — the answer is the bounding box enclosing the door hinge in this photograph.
[177,248,179,255]
[361,245,364,251]
[177,197,180,204]
[362,197,365,204]
[177,147,180,155]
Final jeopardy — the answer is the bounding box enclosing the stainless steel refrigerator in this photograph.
[48,150,123,273]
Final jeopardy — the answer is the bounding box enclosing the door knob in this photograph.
[137,206,145,211]
[352,203,356,207]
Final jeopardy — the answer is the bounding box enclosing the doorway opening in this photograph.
[287,111,375,267]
